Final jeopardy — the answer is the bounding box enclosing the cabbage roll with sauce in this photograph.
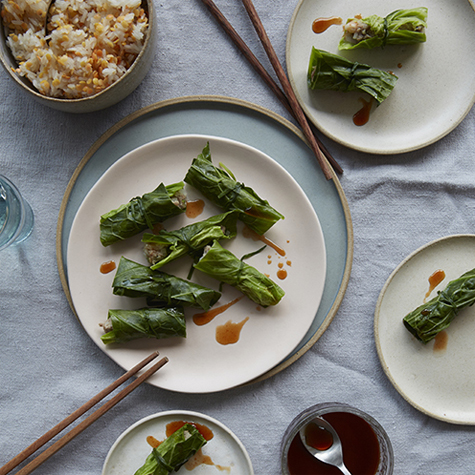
[100,182,186,246]
[134,423,207,475]
[194,240,284,307]
[100,307,186,344]
[307,48,398,104]
[112,256,221,310]
[143,210,239,270]
[339,8,428,50]
[184,143,284,235]
[403,267,475,343]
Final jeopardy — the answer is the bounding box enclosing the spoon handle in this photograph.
[338,464,353,475]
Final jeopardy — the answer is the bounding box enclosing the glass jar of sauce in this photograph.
[280,403,394,475]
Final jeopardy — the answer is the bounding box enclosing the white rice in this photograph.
[1,0,148,98]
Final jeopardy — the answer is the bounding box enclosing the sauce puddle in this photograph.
[242,225,285,256]
[193,297,243,326]
[99,260,116,274]
[353,97,373,126]
[312,16,342,33]
[424,269,446,302]
[186,199,205,218]
[433,330,448,353]
[216,317,250,345]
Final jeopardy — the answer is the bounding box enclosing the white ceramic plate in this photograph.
[375,235,475,424]
[286,0,475,154]
[102,410,253,474]
[67,134,326,393]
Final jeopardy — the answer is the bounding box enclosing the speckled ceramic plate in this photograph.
[102,410,253,474]
[286,0,475,154]
[375,235,475,424]
[66,134,326,393]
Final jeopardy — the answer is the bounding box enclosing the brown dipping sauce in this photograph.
[433,330,448,352]
[286,412,380,475]
[186,199,205,218]
[424,269,446,301]
[165,420,214,441]
[216,317,249,345]
[193,297,243,326]
[312,16,342,33]
[353,97,373,126]
[242,225,286,257]
[100,260,116,274]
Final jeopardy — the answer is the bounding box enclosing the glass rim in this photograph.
[0,174,29,251]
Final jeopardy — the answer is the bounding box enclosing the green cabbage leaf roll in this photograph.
[403,268,475,343]
[194,240,284,307]
[112,256,221,310]
[134,423,207,475]
[100,182,186,247]
[100,307,186,344]
[339,8,428,50]
[143,210,239,270]
[307,48,398,104]
[184,143,284,235]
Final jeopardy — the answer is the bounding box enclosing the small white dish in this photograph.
[375,234,475,424]
[102,410,254,475]
[286,0,475,154]
[67,134,326,393]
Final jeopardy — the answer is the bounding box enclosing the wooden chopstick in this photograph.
[239,0,333,180]
[0,351,168,475]
[200,0,342,177]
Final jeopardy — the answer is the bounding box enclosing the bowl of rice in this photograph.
[0,0,155,112]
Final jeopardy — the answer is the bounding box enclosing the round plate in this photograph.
[375,235,475,424]
[286,0,475,154]
[56,96,353,388]
[102,410,253,475]
[67,134,326,393]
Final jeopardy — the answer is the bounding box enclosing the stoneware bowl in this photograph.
[0,0,156,113]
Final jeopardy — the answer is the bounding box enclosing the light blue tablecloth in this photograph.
[1,1,475,474]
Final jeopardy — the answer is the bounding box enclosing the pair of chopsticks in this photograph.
[200,0,343,178]
[0,351,168,475]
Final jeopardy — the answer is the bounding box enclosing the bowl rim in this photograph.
[0,0,155,103]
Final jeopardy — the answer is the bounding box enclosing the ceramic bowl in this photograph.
[0,0,156,113]
[281,403,394,475]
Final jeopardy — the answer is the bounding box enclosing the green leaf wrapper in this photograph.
[112,256,221,310]
[101,307,186,344]
[194,240,285,307]
[134,423,207,475]
[184,143,284,235]
[100,182,186,246]
[339,8,428,50]
[403,268,475,343]
[143,210,239,270]
[307,48,398,104]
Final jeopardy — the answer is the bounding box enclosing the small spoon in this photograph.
[299,417,353,475]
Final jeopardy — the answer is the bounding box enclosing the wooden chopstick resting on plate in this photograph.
[239,0,333,180]
[0,351,168,475]
[200,0,341,178]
